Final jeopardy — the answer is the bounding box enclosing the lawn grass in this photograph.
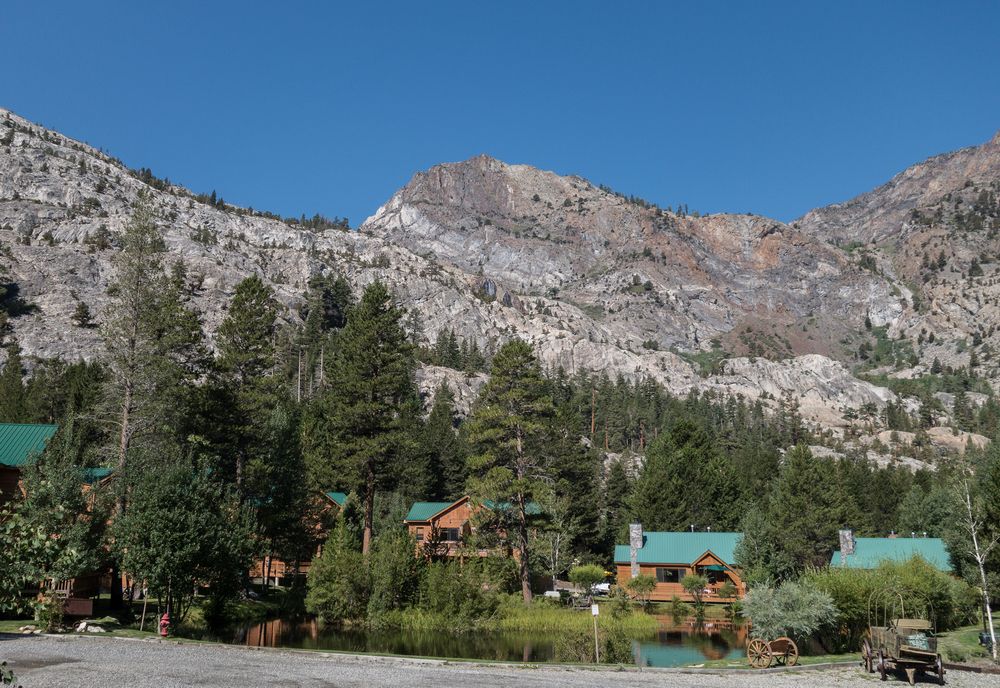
[0,619,33,634]
[936,623,998,664]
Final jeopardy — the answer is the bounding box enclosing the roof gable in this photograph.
[830,537,951,572]
[0,424,58,468]
[404,501,456,522]
[324,491,347,508]
[614,531,742,566]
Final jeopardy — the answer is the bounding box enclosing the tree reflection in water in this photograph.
[222,615,746,668]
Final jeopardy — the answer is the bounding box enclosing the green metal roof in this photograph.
[830,537,952,572]
[404,501,454,522]
[404,498,543,523]
[0,424,58,468]
[82,467,113,484]
[483,499,542,515]
[614,531,743,566]
[325,491,347,507]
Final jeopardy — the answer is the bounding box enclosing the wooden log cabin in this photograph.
[250,491,347,586]
[614,524,746,603]
[0,423,58,509]
[0,423,113,615]
[403,496,541,559]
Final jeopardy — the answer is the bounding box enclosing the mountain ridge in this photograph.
[1,106,997,453]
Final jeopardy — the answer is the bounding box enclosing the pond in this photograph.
[210,616,748,668]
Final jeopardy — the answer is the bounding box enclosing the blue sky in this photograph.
[2,1,998,226]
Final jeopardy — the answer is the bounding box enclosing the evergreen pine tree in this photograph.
[421,382,465,500]
[0,340,26,422]
[101,192,202,491]
[71,301,93,328]
[216,274,281,492]
[302,281,417,554]
[100,192,207,604]
[629,419,724,530]
[601,459,631,555]
[744,445,851,579]
[464,339,486,373]
[952,390,972,431]
[465,339,554,603]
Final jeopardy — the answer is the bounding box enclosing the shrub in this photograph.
[682,573,709,617]
[569,564,606,602]
[667,595,692,622]
[305,518,370,622]
[625,574,656,610]
[742,580,837,642]
[802,556,978,653]
[605,585,631,618]
[367,528,424,619]
[34,591,64,632]
[419,559,498,624]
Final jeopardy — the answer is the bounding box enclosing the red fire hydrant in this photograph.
[159,612,170,638]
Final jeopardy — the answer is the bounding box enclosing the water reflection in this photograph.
[633,618,747,667]
[222,615,747,668]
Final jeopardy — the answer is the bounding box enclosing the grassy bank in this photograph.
[936,623,998,665]
[367,597,658,636]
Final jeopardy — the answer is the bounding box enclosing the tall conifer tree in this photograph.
[0,339,26,422]
[465,339,554,603]
[216,274,280,492]
[303,281,417,554]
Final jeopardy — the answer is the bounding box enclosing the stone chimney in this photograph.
[629,523,644,578]
[838,529,855,565]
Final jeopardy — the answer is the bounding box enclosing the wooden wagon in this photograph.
[862,589,945,685]
[746,636,799,668]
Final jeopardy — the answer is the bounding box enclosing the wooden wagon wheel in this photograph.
[778,637,798,666]
[934,655,945,685]
[861,638,874,673]
[877,648,888,681]
[747,638,772,669]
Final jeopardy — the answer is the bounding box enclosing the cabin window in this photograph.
[655,567,685,584]
[414,528,424,542]
[441,527,461,542]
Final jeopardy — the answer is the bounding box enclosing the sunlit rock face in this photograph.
[4,107,999,436]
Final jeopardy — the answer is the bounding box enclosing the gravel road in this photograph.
[1,634,995,688]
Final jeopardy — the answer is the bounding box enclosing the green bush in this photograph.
[802,556,978,653]
[945,646,968,662]
[667,595,692,622]
[606,586,631,618]
[34,591,64,632]
[569,564,605,602]
[419,559,499,624]
[625,574,656,610]
[367,528,424,619]
[305,518,370,622]
[742,580,837,643]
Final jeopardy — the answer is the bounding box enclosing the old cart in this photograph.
[861,590,945,685]
[747,636,799,668]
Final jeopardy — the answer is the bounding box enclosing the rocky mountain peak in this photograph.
[0,107,994,455]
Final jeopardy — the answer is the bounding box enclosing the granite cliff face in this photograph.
[796,130,1000,381]
[1,107,996,437]
[363,155,906,358]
